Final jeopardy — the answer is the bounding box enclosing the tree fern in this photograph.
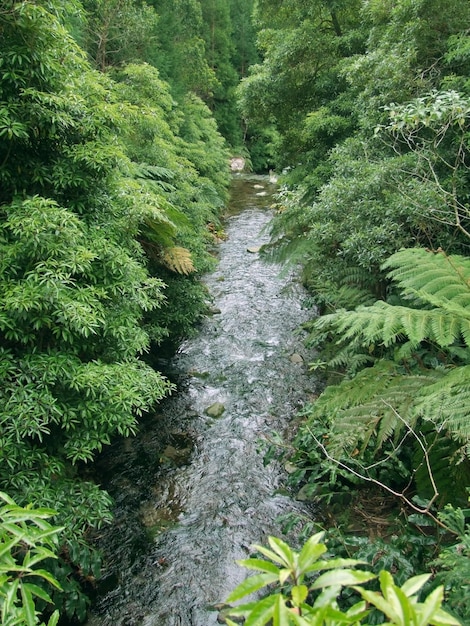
[383,248,470,315]
[161,246,195,275]
[304,360,443,457]
[414,365,470,442]
[316,301,470,350]
[297,247,470,505]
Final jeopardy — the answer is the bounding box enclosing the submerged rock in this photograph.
[204,401,226,418]
[246,246,261,253]
[289,352,304,364]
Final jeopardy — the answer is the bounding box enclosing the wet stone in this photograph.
[204,401,226,418]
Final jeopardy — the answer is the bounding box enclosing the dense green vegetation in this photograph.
[2,0,470,623]
[240,0,470,622]
[0,0,238,619]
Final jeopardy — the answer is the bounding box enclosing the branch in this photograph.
[306,421,456,534]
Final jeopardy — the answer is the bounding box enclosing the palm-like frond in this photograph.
[414,365,470,441]
[315,301,470,349]
[306,360,443,456]
[384,248,470,315]
[161,246,195,275]
[303,247,470,478]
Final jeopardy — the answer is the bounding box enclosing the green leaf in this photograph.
[29,569,62,590]
[429,608,464,625]
[416,586,444,626]
[268,536,295,567]
[20,584,37,626]
[304,557,366,573]
[23,583,52,604]
[279,568,292,585]
[46,610,60,626]
[244,594,278,626]
[355,587,401,622]
[0,536,23,561]
[226,573,279,602]
[254,544,292,567]
[401,573,431,597]
[310,568,375,590]
[3,578,20,616]
[273,595,291,626]
[291,585,308,606]
[236,558,280,574]
[297,534,327,573]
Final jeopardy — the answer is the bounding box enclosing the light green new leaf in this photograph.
[226,573,279,602]
[237,558,280,574]
[273,594,292,626]
[297,534,327,572]
[310,568,375,590]
[291,585,308,607]
[268,537,295,567]
[416,586,444,626]
[244,594,278,626]
[401,573,431,597]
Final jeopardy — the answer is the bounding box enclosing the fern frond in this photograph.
[383,248,470,314]
[314,301,470,349]
[414,365,470,441]
[305,360,443,457]
[161,246,195,275]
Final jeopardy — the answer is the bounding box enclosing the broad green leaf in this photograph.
[244,594,278,626]
[268,537,295,567]
[46,610,60,626]
[354,587,401,622]
[237,558,280,575]
[291,585,308,607]
[401,573,431,597]
[29,569,62,590]
[310,568,375,590]
[303,558,366,574]
[297,535,327,573]
[279,568,292,585]
[416,586,444,626]
[23,583,52,604]
[226,573,278,602]
[3,578,20,616]
[273,595,291,626]
[20,583,36,626]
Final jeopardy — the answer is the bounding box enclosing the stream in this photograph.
[86,174,317,626]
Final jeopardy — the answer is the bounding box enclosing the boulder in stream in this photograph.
[204,401,226,418]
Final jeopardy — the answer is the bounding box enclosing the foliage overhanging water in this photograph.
[87,174,317,626]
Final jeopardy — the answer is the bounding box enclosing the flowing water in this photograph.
[87,174,317,626]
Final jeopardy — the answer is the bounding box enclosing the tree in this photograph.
[0,0,172,590]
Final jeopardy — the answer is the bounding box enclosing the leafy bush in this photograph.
[224,532,461,625]
[0,492,63,626]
